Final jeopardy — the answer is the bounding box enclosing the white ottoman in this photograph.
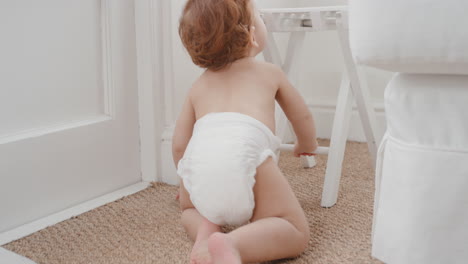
[349,0,468,263]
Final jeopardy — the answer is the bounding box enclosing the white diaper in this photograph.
[177,112,281,225]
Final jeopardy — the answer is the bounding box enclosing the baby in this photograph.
[172,0,318,263]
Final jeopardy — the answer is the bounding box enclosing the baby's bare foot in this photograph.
[190,218,222,264]
[190,239,212,264]
[208,233,241,264]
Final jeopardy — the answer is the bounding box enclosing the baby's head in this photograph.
[179,0,267,71]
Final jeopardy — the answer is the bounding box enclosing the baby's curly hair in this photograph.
[179,0,253,71]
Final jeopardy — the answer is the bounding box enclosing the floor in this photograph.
[3,140,382,263]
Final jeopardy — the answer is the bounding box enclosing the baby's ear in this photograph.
[249,26,259,48]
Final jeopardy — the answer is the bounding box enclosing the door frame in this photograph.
[136,0,175,183]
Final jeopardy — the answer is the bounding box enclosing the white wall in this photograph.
[167,0,392,142]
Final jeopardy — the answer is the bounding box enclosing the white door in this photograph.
[0,0,141,233]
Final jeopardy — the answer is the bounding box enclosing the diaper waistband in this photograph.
[194,112,281,147]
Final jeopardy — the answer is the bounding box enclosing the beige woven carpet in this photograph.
[4,140,383,264]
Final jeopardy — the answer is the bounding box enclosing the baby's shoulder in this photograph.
[186,74,207,100]
[253,60,282,74]
[252,60,286,82]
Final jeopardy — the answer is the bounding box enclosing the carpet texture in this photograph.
[4,140,383,264]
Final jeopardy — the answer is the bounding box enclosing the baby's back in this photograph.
[189,58,279,133]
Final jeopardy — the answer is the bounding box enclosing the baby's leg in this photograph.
[179,181,221,263]
[208,157,310,263]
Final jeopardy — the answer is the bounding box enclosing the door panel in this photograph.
[0,0,141,233]
[0,0,104,135]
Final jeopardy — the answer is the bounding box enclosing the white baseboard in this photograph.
[305,97,387,143]
[0,182,150,246]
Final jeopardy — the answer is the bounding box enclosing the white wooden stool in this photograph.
[260,6,381,207]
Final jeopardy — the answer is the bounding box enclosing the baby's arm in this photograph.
[172,96,196,167]
[274,66,318,156]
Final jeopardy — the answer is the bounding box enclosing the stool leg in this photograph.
[263,31,286,161]
[336,13,381,165]
[284,32,318,168]
[321,73,353,207]
[264,31,317,168]
[280,32,306,142]
[264,33,286,161]
[263,31,282,66]
[282,33,317,169]
[283,32,306,79]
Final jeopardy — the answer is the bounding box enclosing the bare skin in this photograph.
[173,1,318,263]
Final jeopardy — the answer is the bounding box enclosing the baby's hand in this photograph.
[293,140,318,157]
